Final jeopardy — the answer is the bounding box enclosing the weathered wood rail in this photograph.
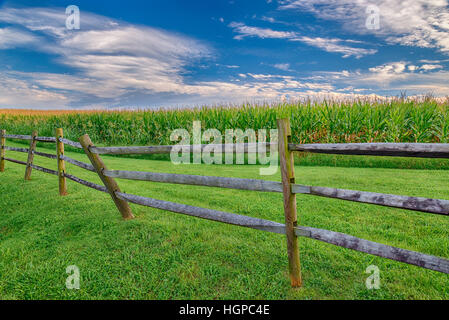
[89,142,273,155]
[103,170,284,193]
[61,155,95,172]
[288,143,449,158]
[115,191,449,274]
[1,120,449,289]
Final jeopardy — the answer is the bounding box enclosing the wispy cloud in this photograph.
[292,36,377,58]
[280,0,449,54]
[311,61,449,95]
[420,64,443,71]
[228,22,296,40]
[0,27,38,49]
[0,72,69,108]
[273,63,291,71]
[228,21,377,58]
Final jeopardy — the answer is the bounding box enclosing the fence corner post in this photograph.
[56,128,68,196]
[79,134,134,220]
[0,130,5,172]
[277,118,302,288]
[24,131,38,181]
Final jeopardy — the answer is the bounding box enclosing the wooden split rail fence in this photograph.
[1,118,448,288]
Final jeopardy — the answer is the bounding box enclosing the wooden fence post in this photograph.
[0,130,5,172]
[24,131,38,180]
[56,128,67,196]
[79,134,134,220]
[277,118,302,288]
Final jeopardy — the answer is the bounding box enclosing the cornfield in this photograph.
[1,98,449,146]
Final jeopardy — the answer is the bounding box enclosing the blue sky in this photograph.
[0,0,449,109]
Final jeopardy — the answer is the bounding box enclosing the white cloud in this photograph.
[229,22,376,58]
[0,7,116,38]
[280,0,449,54]
[228,22,297,40]
[261,16,276,23]
[246,73,292,80]
[273,63,291,71]
[293,36,377,58]
[0,72,69,108]
[369,62,407,74]
[60,27,209,59]
[367,61,445,77]
[0,27,38,49]
[419,59,449,63]
[420,64,443,71]
[313,61,449,95]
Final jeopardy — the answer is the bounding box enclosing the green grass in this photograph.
[0,141,448,300]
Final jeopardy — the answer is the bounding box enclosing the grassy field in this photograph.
[1,98,449,147]
[0,140,448,300]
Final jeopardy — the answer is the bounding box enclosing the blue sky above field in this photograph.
[0,0,449,109]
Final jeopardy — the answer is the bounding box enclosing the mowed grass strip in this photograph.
[0,141,448,299]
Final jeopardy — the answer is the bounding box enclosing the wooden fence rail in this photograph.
[60,155,95,172]
[3,157,27,166]
[35,151,58,160]
[30,163,59,176]
[4,134,32,140]
[295,227,449,274]
[1,120,449,289]
[60,138,82,149]
[103,170,284,193]
[102,170,449,216]
[36,137,57,143]
[294,185,449,216]
[89,142,274,155]
[289,143,449,158]
[64,173,108,193]
[4,146,29,153]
